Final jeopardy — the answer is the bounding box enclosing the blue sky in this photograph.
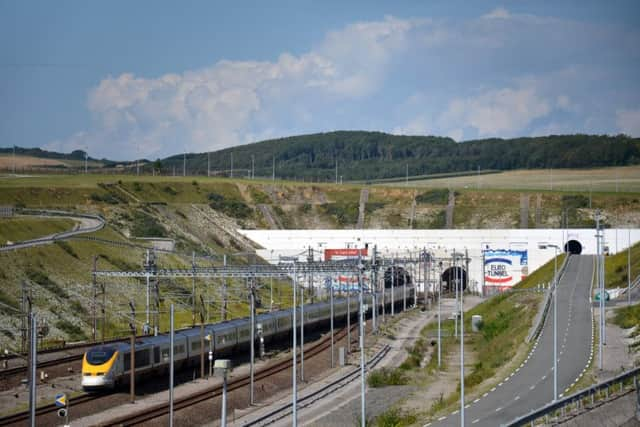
[1,1,639,160]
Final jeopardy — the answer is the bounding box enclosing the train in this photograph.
[81,286,415,390]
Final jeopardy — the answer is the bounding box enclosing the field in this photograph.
[402,165,640,193]
[0,155,103,169]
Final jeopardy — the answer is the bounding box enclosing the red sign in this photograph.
[324,248,368,261]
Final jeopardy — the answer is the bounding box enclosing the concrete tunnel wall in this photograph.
[240,228,640,295]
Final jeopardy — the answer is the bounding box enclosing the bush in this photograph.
[163,186,178,195]
[322,203,358,226]
[132,182,143,192]
[300,203,312,214]
[90,192,120,204]
[374,408,417,427]
[131,211,167,237]
[367,367,408,387]
[208,193,253,219]
[55,320,86,341]
[55,240,79,258]
[26,268,68,299]
[416,189,450,204]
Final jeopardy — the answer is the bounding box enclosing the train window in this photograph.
[192,341,201,351]
[135,349,150,368]
[154,347,160,363]
[86,346,116,365]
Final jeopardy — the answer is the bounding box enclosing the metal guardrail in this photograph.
[526,254,570,343]
[0,209,105,251]
[506,365,640,426]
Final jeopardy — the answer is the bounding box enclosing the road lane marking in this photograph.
[515,395,520,400]
[530,385,535,390]
[472,419,480,424]
[495,407,502,412]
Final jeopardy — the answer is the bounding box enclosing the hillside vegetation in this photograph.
[160,132,640,181]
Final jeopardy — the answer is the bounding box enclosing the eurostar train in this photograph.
[82,286,414,390]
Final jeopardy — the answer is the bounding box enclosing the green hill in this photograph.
[159,132,640,181]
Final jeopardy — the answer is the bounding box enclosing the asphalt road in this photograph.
[428,255,594,427]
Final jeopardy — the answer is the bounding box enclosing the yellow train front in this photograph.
[81,344,122,390]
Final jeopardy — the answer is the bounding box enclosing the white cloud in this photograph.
[49,16,418,160]
[482,7,511,20]
[47,10,640,159]
[616,109,640,136]
[439,86,551,137]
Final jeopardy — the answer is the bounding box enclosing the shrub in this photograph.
[300,203,312,214]
[55,320,86,341]
[131,211,167,237]
[26,268,68,299]
[367,367,408,387]
[55,240,79,258]
[416,189,450,205]
[208,193,252,219]
[163,186,178,195]
[132,182,143,192]
[374,408,417,427]
[322,203,358,226]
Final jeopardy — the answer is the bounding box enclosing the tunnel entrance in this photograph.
[564,240,582,255]
[440,266,467,293]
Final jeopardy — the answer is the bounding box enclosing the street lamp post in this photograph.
[539,242,559,401]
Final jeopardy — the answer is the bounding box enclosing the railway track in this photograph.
[102,326,355,426]
[245,343,391,426]
[0,393,100,426]
[0,326,353,426]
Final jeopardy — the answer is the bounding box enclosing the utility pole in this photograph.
[335,158,338,184]
[92,256,97,341]
[308,247,314,303]
[84,148,88,174]
[391,259,395,318]
[358,251,366,427]
[597,211,604,370]
[272,155,275,181]
[222,255,228,321]
[251,155,255,179]
[207,152,210,177]
[292,261,298,427]
[249,277,256,405]
[28,312,36,427]
[438,261,442,368]
[129,300,136,404]
[405,163,408,186]
[192,252,196,327]
[629,228,632,306]
[169,304,174,427]
[330,276,334,367]
[459,251,465,427]
[12,145,16,175]
[230,153,234,178]
[183,152,186,177]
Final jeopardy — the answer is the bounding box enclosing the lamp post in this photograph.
[539,242,559,401]
[214,359,231,427]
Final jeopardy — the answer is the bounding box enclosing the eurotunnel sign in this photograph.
[324,248,368,261]
[484,249,528,290]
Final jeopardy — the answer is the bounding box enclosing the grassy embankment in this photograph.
[0,217,76,243]
[0,218,293,349]
[368,255,563,425]
[605,241,640,289]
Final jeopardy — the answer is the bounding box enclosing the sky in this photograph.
[1,1,640,161]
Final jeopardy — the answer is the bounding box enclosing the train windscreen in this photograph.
[86,346,117,365]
